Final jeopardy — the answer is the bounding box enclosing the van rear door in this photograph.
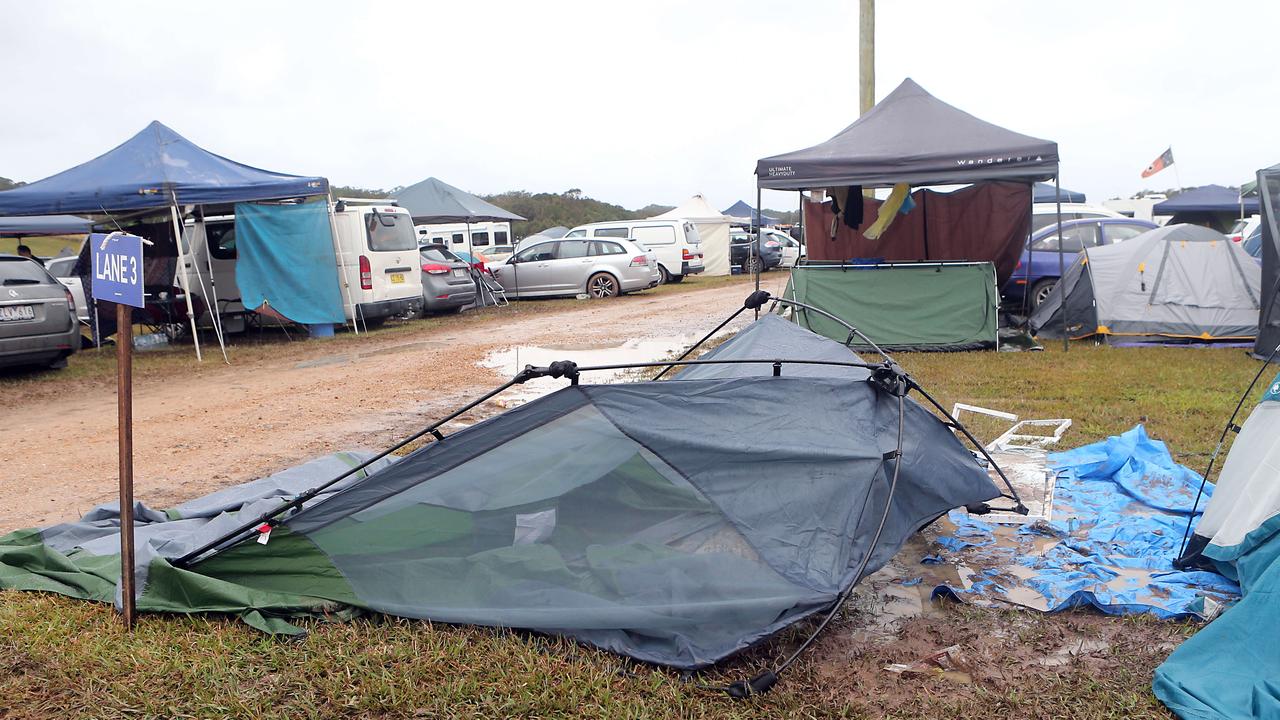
[363,209,422,302]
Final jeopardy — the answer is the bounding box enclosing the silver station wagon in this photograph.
[490,238,660,299]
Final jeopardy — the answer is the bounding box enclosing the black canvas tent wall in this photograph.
[1255,164,1280,356]
[754,77,1063,349]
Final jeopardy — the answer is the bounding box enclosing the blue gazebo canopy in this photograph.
[0,121,329,216]
[1032,183,1085,203]
[1154,185,1259,214]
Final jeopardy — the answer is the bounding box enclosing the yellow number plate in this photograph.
[389,273,405,284]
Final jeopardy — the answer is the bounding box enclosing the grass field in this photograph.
[0,309,1267,718]
[1,235,82,258]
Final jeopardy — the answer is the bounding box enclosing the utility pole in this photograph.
[859,0,875,115]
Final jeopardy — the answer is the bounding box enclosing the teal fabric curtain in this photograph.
[234,201,344,324]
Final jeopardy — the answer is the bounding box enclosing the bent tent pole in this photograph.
[168,200,204,362]
[1175,340,1280,564]
[326,200,359,335]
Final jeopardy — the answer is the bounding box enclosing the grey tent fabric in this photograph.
[1256,164,1280,356]
[0,214,92,237]
[395,177,525,224]
[677,314,870,381]
[756,78,1058,189]
[1031,224,1261,342]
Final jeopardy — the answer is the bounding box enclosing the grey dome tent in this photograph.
[0,295,1018,689]
[1030,224,1261,342]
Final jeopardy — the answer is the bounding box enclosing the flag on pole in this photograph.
[1142,148,1175,179]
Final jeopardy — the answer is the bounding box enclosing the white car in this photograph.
[43,256,90,323]
[1226,215,1260,244]
[491,237,659,299]
[1031,203,1124,233]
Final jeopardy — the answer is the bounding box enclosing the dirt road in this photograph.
[0,277,780,533]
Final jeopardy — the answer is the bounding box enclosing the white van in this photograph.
[556,220,703,283]
[184,200,423,330]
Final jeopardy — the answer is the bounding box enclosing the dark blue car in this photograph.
[1003,218,1158,309]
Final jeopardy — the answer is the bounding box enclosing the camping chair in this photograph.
[471,267,508,307]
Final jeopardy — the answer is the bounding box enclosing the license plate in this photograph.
[389,273,405,284]
[0,305,34,322]
[452,269,466,277]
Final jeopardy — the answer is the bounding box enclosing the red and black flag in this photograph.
[1142,148,1175,179]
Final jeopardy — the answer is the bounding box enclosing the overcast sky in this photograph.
[1,1,1274,211]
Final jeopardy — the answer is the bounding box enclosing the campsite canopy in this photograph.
[0,121,328,216]
[1153,185,1258,215]
[1030,224,1261,342]
[756,78,1059,189]
[1033,183,1085,203]
[651,194,733,275]
[1255,163,1280,356]
[0,315,1001,671]
[0,214,92,237]
[395,177,525,225]
[721,200,779,226]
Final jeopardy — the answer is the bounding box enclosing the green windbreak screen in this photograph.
[783,262,999,351]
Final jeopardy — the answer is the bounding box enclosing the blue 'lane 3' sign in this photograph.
[90,232,146,309]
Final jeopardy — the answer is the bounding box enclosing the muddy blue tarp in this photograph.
[0,121,328,216]
[933,426,1239,618]
[234,201,345,324]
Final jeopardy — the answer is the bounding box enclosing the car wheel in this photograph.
[658,265,671,285]
[1031,279,1057,309]
[742,256,764,274]
[587,272,619,298]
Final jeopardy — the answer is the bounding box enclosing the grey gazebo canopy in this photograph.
[394,177,525,224]
[756,78,1059,190]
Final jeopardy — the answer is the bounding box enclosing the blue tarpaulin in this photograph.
[932,426,1239,619]
[234,202,345,325]
[0,121,328,216]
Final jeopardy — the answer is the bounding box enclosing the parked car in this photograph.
[447,248,489,273]
[1226,215,1261,244]
[44,256,90,323]
[0,255,80,370]
[1003,218,1158,309]
[491,238,659,299]
[1243,225,1264,259]
[556,220,703,284]
[1030,203,1125,232]
[761,228,804,267]
[419,245,476,314]
[729,231,783,273]
[483,244,515,264]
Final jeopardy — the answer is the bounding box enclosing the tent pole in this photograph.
[193,207,230,364]
[754,186,762,318]
[326,200,358,334]
[1056,175,1067,352]
[797,190,805,262]
[169,202,204,362]
[177,204,228,363]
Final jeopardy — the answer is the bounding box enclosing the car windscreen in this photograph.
[366,212,418,252]
[45,257,76,278]
[0,257,54,285]
[420,247,461,263]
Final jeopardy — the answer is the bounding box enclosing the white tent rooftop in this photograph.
[651,194,732,276]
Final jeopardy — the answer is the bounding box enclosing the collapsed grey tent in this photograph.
[395,177,525,224]
[1030,224,1261,342]
[1253,163,1280,356]
[0,313,1002,673]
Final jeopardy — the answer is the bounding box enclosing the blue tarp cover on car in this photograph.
[234,201,345,324]
[0,121,328,216]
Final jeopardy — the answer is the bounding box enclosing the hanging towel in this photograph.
[864,183,910,240]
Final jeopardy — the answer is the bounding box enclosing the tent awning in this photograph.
[396,177,525,224]
[0,121,328,216]
[0,214,92,237]
[756,78,1058,190]
[721,200,779,225]
[1032,183,1085,203]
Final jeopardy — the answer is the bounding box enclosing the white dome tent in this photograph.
[651,194,732,276]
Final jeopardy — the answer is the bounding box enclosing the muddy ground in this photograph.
[0,277,775,533]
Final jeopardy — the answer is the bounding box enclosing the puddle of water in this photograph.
[478,336,695,406]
